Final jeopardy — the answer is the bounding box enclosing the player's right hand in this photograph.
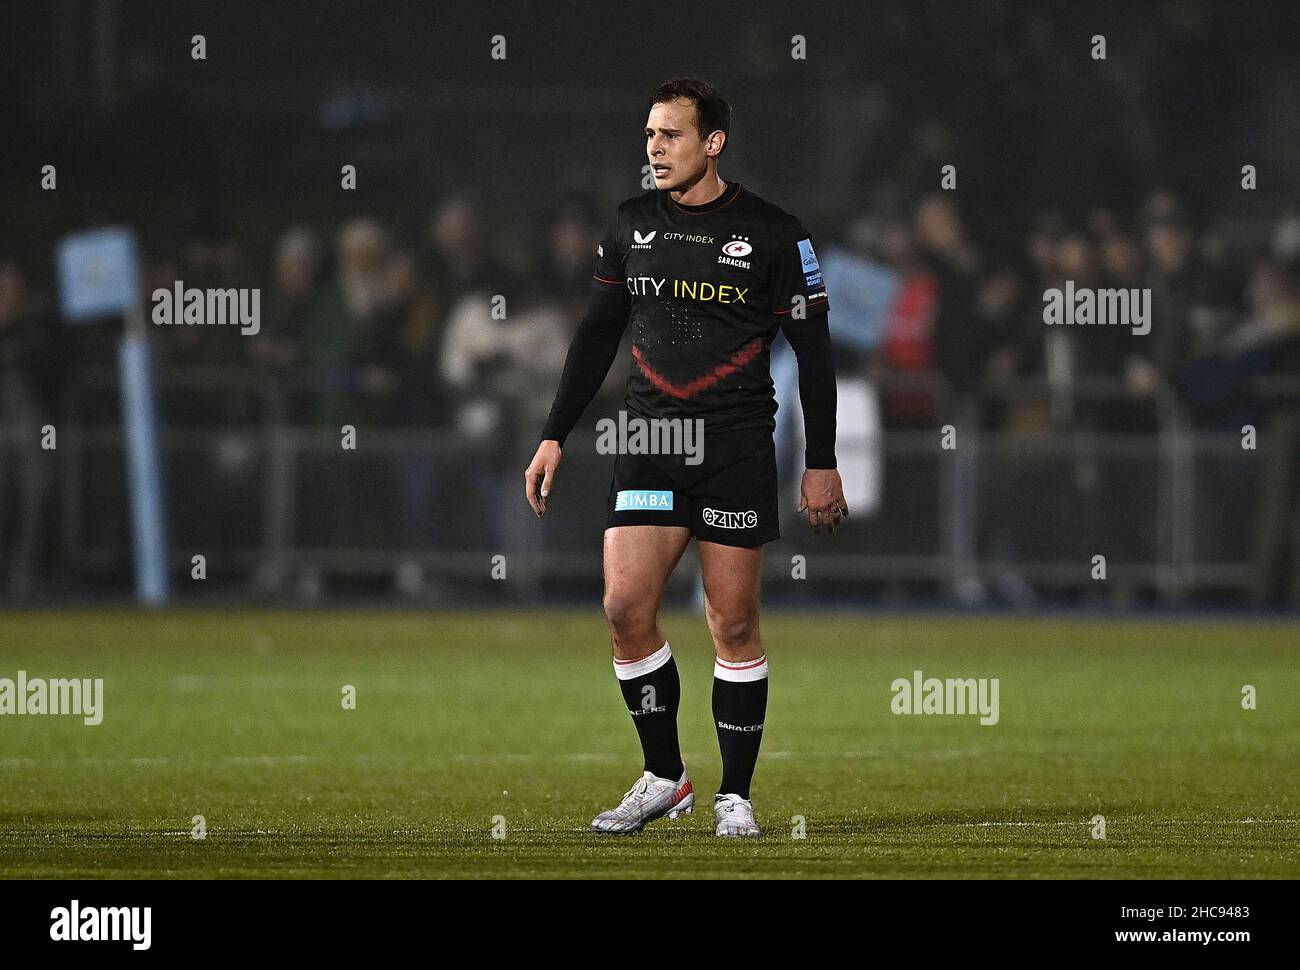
[525,440,562,517]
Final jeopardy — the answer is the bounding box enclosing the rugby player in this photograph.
[525,78,846,837]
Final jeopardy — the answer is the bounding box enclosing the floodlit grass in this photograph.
[1,610,1297,878]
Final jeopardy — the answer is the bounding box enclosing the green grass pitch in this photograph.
[1,610,1297,878]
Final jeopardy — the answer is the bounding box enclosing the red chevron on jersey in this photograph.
[631,337,764,400]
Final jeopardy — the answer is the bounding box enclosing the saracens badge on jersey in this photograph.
[718,235,752,269]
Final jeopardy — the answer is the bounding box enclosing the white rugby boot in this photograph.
[714,792,762,837]
[591,768,694,834]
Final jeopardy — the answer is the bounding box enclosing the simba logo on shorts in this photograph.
[615,489,674,511]
[702,507,758,529]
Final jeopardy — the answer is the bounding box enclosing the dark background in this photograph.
[2,0,1299,609]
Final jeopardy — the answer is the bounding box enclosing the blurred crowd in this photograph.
[816,190,1300,432]
[3,186,1300,599]
[787,190,1300,607]
[5,188,1298,440]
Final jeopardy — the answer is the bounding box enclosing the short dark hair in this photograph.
[652,78,731,155]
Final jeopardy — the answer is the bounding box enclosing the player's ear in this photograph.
[706,131,726,157]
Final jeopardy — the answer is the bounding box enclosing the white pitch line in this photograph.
[954,819,1300,827]
[0,755,325,768]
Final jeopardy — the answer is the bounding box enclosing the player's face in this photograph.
[645,98,718,191]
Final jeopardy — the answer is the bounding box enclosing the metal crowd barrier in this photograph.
[1,363,1296,604]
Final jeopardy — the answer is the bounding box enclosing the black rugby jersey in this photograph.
[591,179,829,434]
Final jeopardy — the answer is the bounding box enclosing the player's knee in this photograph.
[708,610,758,653]
[603,591,654,639]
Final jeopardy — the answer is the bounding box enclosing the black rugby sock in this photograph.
[614,641,684,781]
[712,655,768,799]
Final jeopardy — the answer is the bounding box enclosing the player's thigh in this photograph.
[602,525,691,621]
[698,540,763,652]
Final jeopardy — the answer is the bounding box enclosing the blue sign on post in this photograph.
[57,227,170,605]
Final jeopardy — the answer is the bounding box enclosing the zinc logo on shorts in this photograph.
[702,507,757,529]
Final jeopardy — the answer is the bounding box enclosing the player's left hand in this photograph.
[798,468,848,534]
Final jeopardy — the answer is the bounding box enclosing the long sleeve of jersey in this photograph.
[539,281,631,447]
[780,312,838,469]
